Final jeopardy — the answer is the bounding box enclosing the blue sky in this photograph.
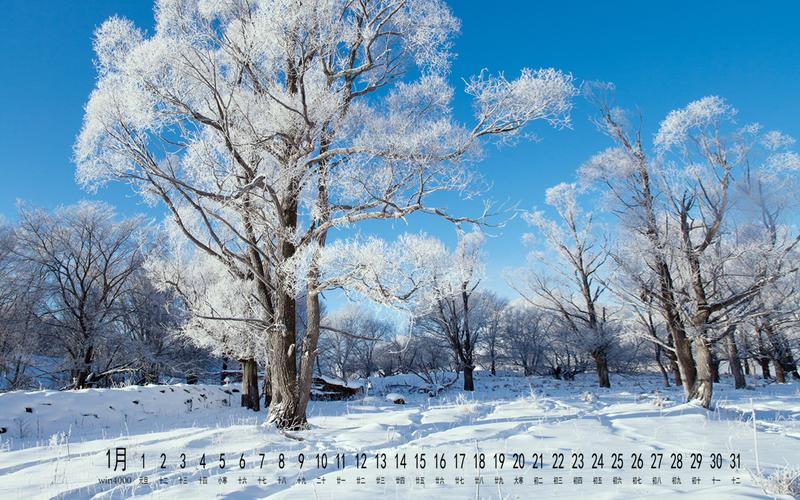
[1,1,799,298]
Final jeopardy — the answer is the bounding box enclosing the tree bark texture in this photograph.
[725,329,746,389]
[593,350,611,388]
[690,337,714,409]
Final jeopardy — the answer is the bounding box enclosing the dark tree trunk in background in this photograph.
[790,360,800,380]
[240,359,260,411]
[725,329,746,389]
[759,358,771,379]
[743,360,750,376]
[592,351,611,388]
[781,335,799,379]
[762,322,787,384]
[221,358,228,384]
[710,352,720,384]
[783,344,800,379]
[763,321,799,381]
[75,370,90,389]
[463,365,475,391]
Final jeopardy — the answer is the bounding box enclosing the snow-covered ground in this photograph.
[0,373,798,499]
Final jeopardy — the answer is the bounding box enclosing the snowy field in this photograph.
[1,373,798,499]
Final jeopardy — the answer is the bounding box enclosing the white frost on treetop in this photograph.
[654,96,736,149]
[466,68,577,140]
[760,130,796,151]
[577,147,639,183]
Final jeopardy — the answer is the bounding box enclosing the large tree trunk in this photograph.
[665,334,682,387]
[656,259,696,397]
[240,358,260,411]
[267,288,305,429]
[592,350,611,388]
[74,345,95,389]
[725,329,746,389]
[671,328,696,398]
[650,209,695,396]
[459,284,475,392]
[631,143,696,396]
[296,288,323,420]
[463,365,475,391]
[690,337,714,409]
[75,370,90,389]
[773,358,786,384]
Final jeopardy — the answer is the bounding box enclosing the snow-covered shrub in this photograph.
[752,466,800,497]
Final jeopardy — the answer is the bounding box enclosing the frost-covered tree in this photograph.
[13,202,147,389]
[496,302,555,376]
[578,86,698,398]
[373,335,417,377]
[404,333,455,387]
[0,224,40,389]
[319,304,394,381]
[325,230,488,390]
[119,272,212,385]
[474,292,507,376]
[147,230,268,410]
[513,182,615,387]
[731,135,800,383]
[606,250,686,387]
[410,230,486,391]
[578,85,696,398]
[76,0,576,428]
[581,90,800,407]
[650,98,798,405]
